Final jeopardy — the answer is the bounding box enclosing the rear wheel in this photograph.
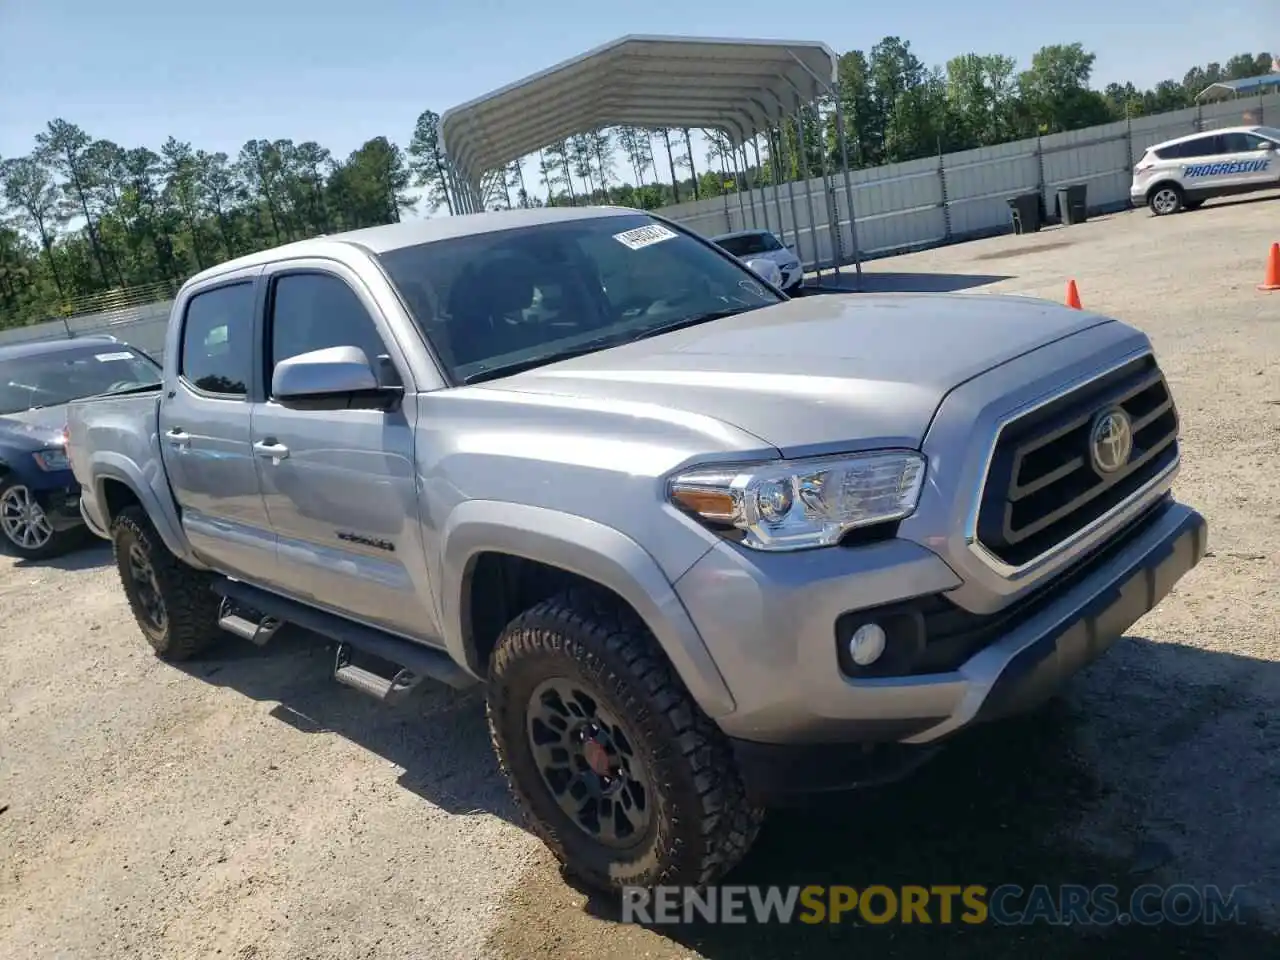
[112,506,221,661]
[0,479,75,560]
[1148,184,1184,216]
[486,587,764,892]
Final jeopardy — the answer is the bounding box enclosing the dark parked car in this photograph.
[0,337,161,558]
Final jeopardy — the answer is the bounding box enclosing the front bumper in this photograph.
[677,499,1206,801]
[779,265,803,291]
[34,482,84,532]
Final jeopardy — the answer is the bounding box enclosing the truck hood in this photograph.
[477,293,1113,456]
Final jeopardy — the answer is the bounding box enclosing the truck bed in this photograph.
[65,387,169,542]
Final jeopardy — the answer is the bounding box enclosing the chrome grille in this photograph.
[975,355,1179,567]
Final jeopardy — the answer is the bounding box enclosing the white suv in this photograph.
[1131,125,1280,215]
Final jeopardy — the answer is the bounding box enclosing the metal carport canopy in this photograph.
[1196,73,1280,101]
[439,35,838,188]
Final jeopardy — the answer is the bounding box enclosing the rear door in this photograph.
[1177,134,1238,193]
[250,259,430,637]
[158,269,278,582]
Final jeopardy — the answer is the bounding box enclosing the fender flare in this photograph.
[89,452,195,563]
[440,500,736,718]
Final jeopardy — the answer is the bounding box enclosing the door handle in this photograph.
[253,440,290,461]
[165,428,190,448]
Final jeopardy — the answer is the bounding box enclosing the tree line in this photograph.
[1,38,1272,328]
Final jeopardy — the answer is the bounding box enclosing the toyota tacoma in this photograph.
[64,206,1207,892]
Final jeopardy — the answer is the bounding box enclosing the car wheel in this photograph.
[0,479,74,560]
[111,506,222,661]
[486,586,764,892]
[1148,185,1184,216]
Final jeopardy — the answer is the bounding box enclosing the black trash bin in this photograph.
[1056,184,1088,225]
[1007,192,1042,234]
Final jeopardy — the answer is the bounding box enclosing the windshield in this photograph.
[376,213,784,384]
[1255,126,1280,145]
[714,232,783,257]
[0,344,161,414]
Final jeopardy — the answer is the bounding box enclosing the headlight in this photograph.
[32,448,71,471]
[668,451,926,552]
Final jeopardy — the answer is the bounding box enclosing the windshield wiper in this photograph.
[459,307,758,385]
[630,306,756,342]
[460,341,621,385]
[104,382,162,396]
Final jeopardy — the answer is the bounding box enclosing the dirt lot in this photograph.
[2,193,1278,959]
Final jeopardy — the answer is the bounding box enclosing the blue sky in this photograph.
[1,0,1272,197]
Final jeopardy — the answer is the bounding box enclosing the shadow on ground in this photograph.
[12,537,112,571]
[177,626,514,818]
[806,271,1012,295]
[1202,190,1280,213]
[173,629,1277,959]
[485,637,1279,959]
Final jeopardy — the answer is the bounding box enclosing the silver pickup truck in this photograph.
[66,206,1207,892]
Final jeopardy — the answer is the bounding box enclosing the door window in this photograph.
[1219,132,1273,153]
[267,272,401,390]
[717,234,764,256]
[179,282,256,396]
[1158,137,1220,160]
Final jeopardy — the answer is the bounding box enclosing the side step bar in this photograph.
[212,578,478,694]
[217,597,282,646]
[333,643,422,703]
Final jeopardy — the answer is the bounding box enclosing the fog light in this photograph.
[848,622,887,666]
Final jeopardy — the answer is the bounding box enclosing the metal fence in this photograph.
[657,92,1280,272]
[0,300,173,361]
[3,92,1276,358]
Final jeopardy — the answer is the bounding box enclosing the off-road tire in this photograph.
[486,587,764,893]
[111,506,221,661]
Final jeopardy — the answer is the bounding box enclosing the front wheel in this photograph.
[486,588,764,892]
[1148,184,1184,216]
[0,479,75,560]
[111,506,222,661]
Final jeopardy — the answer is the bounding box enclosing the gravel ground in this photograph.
[2,192,1278,959]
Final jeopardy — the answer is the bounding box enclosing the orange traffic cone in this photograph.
[1259,243,1280,291]
[1065,279,1082,309]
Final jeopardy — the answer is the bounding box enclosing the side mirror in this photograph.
[743,257,783,288]
[272,346,402,411]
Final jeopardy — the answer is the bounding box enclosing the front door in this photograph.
[250,261,433,639]
[1219,130,1280,189]
[158,272,278,582]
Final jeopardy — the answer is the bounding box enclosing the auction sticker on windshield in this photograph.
[614,224,677,250]
[95,352,135,362]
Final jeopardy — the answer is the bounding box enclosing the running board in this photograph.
[334,643,422,703]
[212,578,477,691]
[217,597,282,646]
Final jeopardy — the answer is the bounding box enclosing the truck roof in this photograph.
[0,336,123,360]
[183,205,645,288]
